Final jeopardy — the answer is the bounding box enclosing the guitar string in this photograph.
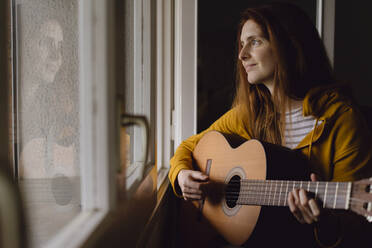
[224,187,349,192]
[222,198,366,204]
[221,197,368,206]
[224,195,348,201]
[226,181,348,185]
[207,178,352,184]
[225,180,350,187]
[224,194,363,203]
[224,189,349,202]
[224,188,349,195]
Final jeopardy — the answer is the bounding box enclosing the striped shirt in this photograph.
[284,106,317,149]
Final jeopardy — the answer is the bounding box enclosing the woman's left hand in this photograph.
[288,173,321,224]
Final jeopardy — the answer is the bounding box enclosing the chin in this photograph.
[247,76,260,85]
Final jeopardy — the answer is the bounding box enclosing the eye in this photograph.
[251,39,262,46]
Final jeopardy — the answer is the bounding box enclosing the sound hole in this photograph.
[225,175,241,208]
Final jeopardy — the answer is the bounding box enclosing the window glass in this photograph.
[15,0,80,246]
[122,0,156,199]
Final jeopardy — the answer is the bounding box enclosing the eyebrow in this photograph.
[240,35,261,43]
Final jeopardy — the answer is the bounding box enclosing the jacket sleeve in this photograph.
[318,106,372,248]
[168,107,249,197]
[332,106,372,181]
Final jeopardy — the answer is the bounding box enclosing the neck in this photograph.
[287,99,303,112]
[228,179,352,210]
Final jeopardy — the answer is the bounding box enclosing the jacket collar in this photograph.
[294,86,352,150]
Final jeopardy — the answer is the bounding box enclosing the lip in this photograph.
[244,64,257,72]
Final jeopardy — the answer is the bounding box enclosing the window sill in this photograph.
[45,209,108,248]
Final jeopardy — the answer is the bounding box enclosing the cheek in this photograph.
[261,50,276,72]
[37,46,49,62]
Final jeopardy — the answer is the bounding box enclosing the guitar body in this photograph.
[177,131,315,247]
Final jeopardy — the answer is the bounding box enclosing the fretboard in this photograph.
[232,180,352,210]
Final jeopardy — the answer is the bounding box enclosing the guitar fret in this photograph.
[278,181,283,206]
[268,182,274,205]
[323,182,328,208]
[264,182,267,205]
[333,182,339,209]
[252,181,256,205]
[346,182,351,210]
[285,181,289,206]
[273,181,277,206]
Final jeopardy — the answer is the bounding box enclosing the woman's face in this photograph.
[238,20,276,93]
[34,19,63,83]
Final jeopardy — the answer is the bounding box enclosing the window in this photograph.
[123,0,156,198]
[12,0,118,247]
[8,0,177,247]
[14,0,81,246]
[123,0,175,196]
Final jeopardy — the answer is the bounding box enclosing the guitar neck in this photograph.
[233,180,353,210]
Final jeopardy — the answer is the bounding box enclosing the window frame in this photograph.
[173,0,198,149]
[156,0,174,188]
[4,0,175,246]
[316,0,335,66]
[0,0,26,247]
[29,0,118,247]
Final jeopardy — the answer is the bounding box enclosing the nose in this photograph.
[49,44,62,61]
[238,45,251,61]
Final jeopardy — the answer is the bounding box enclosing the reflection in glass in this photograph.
[16,0,80,246]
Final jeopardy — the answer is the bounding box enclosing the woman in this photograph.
[169,2,372,247]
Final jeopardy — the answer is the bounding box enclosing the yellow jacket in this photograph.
[169,87,372,196]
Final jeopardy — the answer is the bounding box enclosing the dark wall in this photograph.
[197,0,316,132]
[334,1,372,107]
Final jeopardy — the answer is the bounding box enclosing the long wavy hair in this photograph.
[233,3,334,145]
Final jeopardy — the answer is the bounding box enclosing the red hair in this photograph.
[233,3,334,144]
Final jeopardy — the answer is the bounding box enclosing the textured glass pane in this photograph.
[15,0,80,246]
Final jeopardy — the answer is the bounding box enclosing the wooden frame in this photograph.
[156,0,174,187]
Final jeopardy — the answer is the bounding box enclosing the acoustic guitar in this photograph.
[178,131,372,247]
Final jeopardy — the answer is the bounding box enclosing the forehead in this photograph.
[240,19,264,40]
[40,20,63,41]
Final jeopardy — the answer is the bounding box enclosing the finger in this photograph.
[293,189,313,224]
[184,180,202,190]
[183,186,202,195]
[190,171,209,181]
[299,189,317,223]
[182,192,202,201]
[288,192,305,224]
[308,199,320,220]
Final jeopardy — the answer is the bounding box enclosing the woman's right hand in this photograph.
[177,169,209,201]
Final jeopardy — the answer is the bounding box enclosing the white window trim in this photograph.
[174,0,198,149]
[133,0,153,169]
[46,0,117,247]
[316,0,335,66]
[125,0,157,196]
[156,0,173,188]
